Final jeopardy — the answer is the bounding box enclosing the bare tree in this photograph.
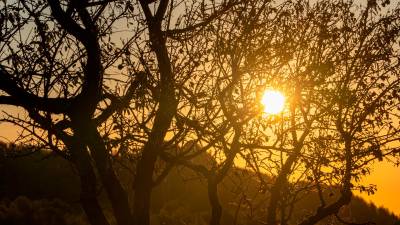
[0,0,240,225]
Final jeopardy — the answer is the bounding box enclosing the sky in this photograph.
[358,160,400,216]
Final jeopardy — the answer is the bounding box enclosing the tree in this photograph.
[238,1,400,225]
[1,1,399,225]
[0,0,241,225]
[111,1,291,224]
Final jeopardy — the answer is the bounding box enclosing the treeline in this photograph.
[1,146,398,225]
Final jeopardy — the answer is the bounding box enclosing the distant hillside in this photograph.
[1,147,399,225]
[151,163,400,225]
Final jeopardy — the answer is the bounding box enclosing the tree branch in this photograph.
[0,68,73,113]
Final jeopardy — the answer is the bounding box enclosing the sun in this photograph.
[261,90,285,115]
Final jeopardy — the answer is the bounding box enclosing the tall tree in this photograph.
[0,0,239,225]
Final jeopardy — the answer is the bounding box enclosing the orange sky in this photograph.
[358,160,400,216]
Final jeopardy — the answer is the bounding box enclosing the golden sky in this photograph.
[358,160,400,216]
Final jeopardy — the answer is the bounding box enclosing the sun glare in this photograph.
[261,90,285,115]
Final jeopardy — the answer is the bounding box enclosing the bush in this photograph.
[0,196,87,225]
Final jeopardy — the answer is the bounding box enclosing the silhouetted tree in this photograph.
[0,0,242,225]
[1,1,399,225]
[239,1,400,225]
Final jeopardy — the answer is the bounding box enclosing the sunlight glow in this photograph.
[261,90,285,115]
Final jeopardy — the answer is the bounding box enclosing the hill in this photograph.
[0,146,399,225]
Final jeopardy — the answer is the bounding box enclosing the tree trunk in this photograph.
[79,171,111,225]
[266,151,299,225]
[132,145,158,225]
[88,128,133,225]
[68,139,111,225]
[77,119,134,225]
[132,18,177,225]
[208,177,222,225]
